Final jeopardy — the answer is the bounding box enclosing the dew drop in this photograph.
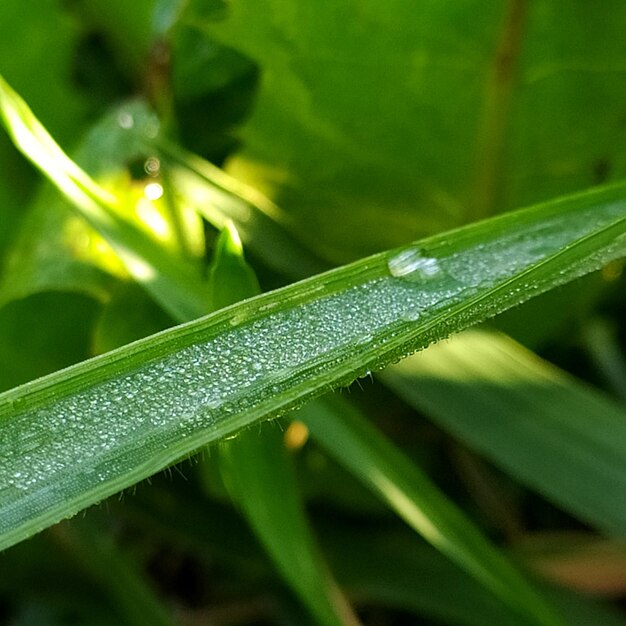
[387,248,441,280]
[117,111,134,129]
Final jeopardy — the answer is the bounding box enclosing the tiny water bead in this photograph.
[387,248,442,280]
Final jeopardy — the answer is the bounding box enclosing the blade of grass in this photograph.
[156,139,330,278]
[0,75,356,625]
[380,328,626,536]
[0,75,208,321]
[210,224,359,626]
[299,396,562,626]
[0,180,625,554]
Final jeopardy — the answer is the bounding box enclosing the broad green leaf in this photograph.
[0,75,208,321]
[193,1,626,263]
[381,329,626,536]
[0,175,625,553]
[190,0,503,262]
[211,224,358,626]
[300,396,562,626]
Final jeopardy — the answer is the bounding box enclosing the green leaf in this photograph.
[157,139,330,278]
[326,527,626,626]
[50,515,175,626]
[300,396,562,626]
[381,328,626,536]
[0,176,624,553]
[210,224,358,626]
[0,293,100,392]
[193,1,626,262]
[0,75,208,321]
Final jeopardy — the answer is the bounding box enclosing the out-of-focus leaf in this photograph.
[190,0,502,262]
[0,0,87,142]
[51,515,174,626]
[0,292,100,393]
[581,317,626,402]
[517,532,626,598]
[211,224,359,626]
[381,329,626,536]
[326,527,626,626]
[0,76,208,321]
[120,484,626,626]
[157,140,330,278]
[92,283,174,355]
[299,396,561,626]
[194,1,626,263]
[0,187,123,307]
[0,0,91,274]
[67,0,157,79]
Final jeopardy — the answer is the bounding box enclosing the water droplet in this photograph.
[144,156,161,177]
[387,248,441,280]
[117,111,134,129]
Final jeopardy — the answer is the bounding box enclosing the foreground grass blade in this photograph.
[300,397,563,626]
[211,225,359,626]
[0,74,208,321]
[157,140,330,279]
[0,180,625,552]
[381,329,626,536]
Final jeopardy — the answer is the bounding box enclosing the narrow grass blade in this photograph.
[299,396,563,626]
[157,140,330,278]
[0,74,208,321]
[381,329,626,536]
[211,224,359,626]
[0,181,625,553]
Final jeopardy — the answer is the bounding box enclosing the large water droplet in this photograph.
[387,248,441,280]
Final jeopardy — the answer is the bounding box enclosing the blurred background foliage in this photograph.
[1,1,626,625]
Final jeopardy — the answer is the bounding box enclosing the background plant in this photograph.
[0,2,626,626]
